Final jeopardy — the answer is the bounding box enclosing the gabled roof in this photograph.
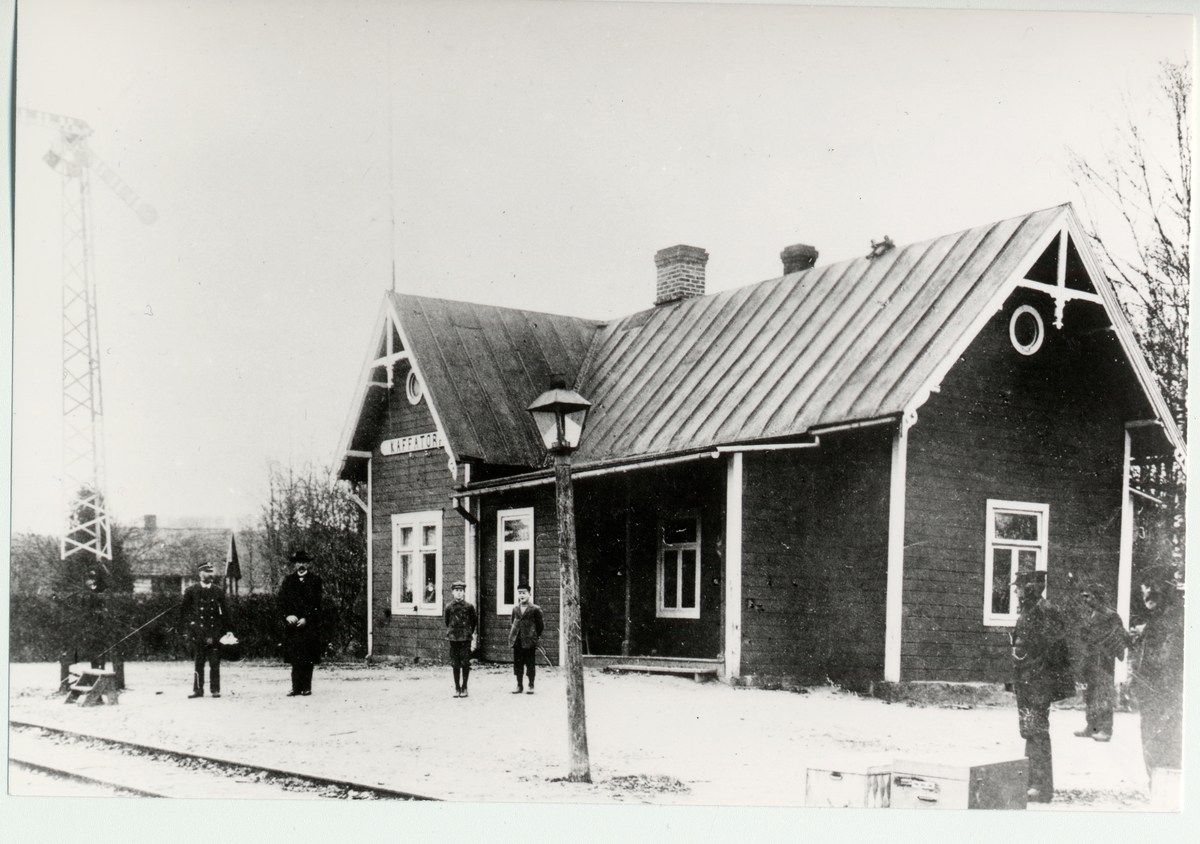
[392,293,602,466]
[337,204,1185,481]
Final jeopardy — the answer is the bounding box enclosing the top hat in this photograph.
[290,550,314,566]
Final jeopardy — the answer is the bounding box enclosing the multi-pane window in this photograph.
[657,514,701,619]
[497,508,534,614]
[983,500,1048,626]
[391,510,442,615]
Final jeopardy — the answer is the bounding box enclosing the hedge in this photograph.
[9,592,362,662]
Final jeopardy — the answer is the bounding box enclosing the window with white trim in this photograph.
[391,510,443,615]
[983,500,1048,627]
[497,508,534,615]
[657,514,701,619]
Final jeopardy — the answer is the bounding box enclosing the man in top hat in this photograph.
[1010,570,1073,803]
[1074,581,1130,742]
[508,582,544,694]
[444,580,478,698]
[180,561,230,698]
[278,550,324,696]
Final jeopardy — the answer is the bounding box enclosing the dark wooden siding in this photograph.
[370,362,467,662]
[903,290,1132,682]
[740,431,890,686]
[478,486,561,664]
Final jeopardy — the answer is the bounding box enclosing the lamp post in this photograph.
[527,382,592,783]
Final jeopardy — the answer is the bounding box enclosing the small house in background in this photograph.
[123,515,236,595]
[336,204,1184,689]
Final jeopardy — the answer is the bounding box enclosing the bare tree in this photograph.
[1068,59,1190,432]
[259,461,368,657]
[1068,59,1189,581]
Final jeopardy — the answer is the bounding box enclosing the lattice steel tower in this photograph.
[19,108,157,562]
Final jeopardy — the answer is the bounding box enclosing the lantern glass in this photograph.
[527,388,591,452]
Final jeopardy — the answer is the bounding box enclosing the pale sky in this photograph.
[8,0,1194,536]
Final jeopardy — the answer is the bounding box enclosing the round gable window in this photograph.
[406,370,424,405]
[1009,305,1044,356]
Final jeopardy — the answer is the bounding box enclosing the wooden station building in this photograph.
[336,204,1184,687]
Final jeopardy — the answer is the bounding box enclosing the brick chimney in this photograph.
[655,245,708,306]
[144,514,157,531]
[781,243,818,274]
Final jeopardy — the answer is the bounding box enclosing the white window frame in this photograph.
[497,507,534,616]
[657,512,702,619]
[983,499,1049,627]
[391,510,443,616]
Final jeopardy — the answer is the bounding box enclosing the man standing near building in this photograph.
[1011,570,1073,803]
[1074,582,1129,742]
[181,562,230,699]
[279,550,324,697]
[1131,568,1185,778]
[444,580,477,698]
[509,583,543,694]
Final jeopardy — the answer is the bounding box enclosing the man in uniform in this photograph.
[180,562,230,698]
[509,582,544,694]
[1011,570,1073,803]
[444,580,478,698]
[1074,582,1129,742]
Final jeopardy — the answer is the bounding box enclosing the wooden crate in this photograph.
[887,758,1027,810]
[805,765,891,808]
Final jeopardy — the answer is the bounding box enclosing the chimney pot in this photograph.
[654,245,708,306]
[781,243,819,274]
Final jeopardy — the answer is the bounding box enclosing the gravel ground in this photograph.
[7,658,1158,812]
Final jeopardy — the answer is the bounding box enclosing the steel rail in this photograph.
[9,756,169,798]
[9,720,438,801]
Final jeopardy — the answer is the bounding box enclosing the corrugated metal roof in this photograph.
[367,204,1182,472]
[391,293,602,466]
[571,207,1063,463]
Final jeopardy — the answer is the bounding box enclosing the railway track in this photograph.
[9,721,437,800]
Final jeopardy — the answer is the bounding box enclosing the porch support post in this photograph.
[884,419,909,683]
[1116,429,1134,685]
[366,457,374,659]
[622,501,632,657]
[724,452,743,682]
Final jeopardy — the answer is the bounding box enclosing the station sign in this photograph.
[380,432,441,456]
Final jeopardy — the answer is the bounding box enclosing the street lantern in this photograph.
[527,386,591,452]
[527,381,592,782]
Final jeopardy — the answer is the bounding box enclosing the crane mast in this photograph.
[19,108,156,563]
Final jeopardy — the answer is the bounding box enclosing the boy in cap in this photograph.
[180,561,230,698]
[444,580,478,698]
[508,583,544,694]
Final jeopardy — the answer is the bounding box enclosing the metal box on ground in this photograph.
[805,765,892,808]
[888,758,1028,810]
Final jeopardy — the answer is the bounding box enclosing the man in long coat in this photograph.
[181,561,231,698]
[278,550,324,696]
[1074,582,1129,741]
[1011,570,1074,803]
[1131,569,1185,776]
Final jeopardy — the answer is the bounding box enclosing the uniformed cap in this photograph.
[452,580,467,589]
[197,562,215,574]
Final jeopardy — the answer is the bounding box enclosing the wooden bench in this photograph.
[604,664,720,683]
